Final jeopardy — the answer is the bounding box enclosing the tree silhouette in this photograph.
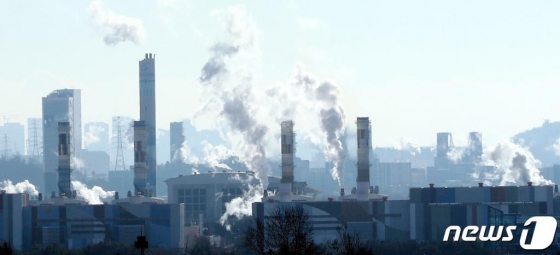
[244,205,324,255]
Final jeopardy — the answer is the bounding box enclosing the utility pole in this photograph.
[113,117,126,171]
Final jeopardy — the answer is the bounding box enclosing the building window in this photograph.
[178,188,207,224]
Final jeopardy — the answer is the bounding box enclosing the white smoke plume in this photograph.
[219,173,262,230]
[294,66,347,187]
[89,0,146,46]
[393,137,421,156]
[177,140,200,164]
[71,181,115,205]
[84,123,107,148]
[550,137,560,157]
[447,146,466,163]
[197,5,269,189]
[71,156,85,171]
[479,140,552,186]
[201,141,234,169]
[0,180,39,196]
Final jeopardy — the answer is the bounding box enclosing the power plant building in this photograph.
[42,89,82,195]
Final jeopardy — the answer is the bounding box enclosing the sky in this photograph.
[1,0,560,149]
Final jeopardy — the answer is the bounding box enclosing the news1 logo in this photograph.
[443,216,558,250]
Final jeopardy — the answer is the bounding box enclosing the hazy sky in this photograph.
[1,1,560,148]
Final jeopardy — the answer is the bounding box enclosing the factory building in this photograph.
[139,53,157,197]
[165,172,320,227]
[42,89,82,195]
[0,122,25,157]
[170,122,184,163]
[253,183,560,249]
[22,202,184,250]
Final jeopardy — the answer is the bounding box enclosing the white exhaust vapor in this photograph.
[88,0,146,46]
[478,140,552,186]
[0,180,39,196]
[71,181,115,205]
[196,5,267,226]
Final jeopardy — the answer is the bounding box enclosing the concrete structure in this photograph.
[0,193,28,250]
[280,121,295,202]
[356,117,371,201]
[22,203,183,250]
[133,121,148,196]
[435,132,453,169]
[0,122,25,157]
[139,54,157,196]
[42,89,82,194]
[170,122,184,163]
[253,183,560,251]
[57,122,72,197]
[166,172,320,227]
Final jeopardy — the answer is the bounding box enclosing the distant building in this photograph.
[82,149,110,175]
[0,122,25,157]
[42,89,82,194]
[371,159,411,198]
[170,122,184,163]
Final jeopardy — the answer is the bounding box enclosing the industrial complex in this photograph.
[0,52,557,253]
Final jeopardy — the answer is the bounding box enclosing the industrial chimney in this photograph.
[279,121,295,202]
[57,122,72,197]
[356,117,371,201]
[133,121,148,196]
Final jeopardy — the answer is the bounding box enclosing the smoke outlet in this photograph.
[528,182,533,187]
[429,183,434,188]
[382,196,388,201]
[478,183,483,187]
[340,188,345,197]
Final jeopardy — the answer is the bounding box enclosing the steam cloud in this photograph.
[89,0,146,46]
[0,180,39,196]
[219,173,261,231]
[198,5,269,189]
[394,137,421,156]
[196,5,267,226]
[72,181,115,205]
[479,140,552,186]
[84,122,107,148]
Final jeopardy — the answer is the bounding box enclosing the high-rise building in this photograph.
[139,54,157,196]
[0,122,25,157]
[170,122,184,163]
[42,89,82,194]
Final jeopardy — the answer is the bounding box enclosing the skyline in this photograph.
[1,1,560,149]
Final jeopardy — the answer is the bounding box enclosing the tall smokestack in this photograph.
[139,53,157,196]
[280,121,295,202]
[356,117,371,201]
[133,121,148,196]
[57,122,72,196]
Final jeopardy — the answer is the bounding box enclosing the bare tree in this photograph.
[326,225,372,255]
[244,205,324,255]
